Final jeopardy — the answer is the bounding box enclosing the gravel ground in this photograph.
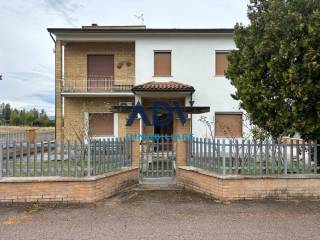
[0,189,320,240]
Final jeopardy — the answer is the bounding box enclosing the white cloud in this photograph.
[0,0,249,116]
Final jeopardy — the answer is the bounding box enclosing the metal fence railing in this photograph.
[0,131,26,144]
[35,131,55,143]
[0,139,132,178]
[186,138,319,175]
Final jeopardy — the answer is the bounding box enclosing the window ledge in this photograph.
[153,75,173,78]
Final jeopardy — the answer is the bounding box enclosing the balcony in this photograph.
[62,76,135,96]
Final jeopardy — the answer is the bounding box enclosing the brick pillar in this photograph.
[125,118,141,168]
[26,129,36,144]
[55,40,63,143]
[175,118,191,167]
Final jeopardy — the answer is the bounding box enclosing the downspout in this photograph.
[49,33,56,44]
[49,32,57,141]
[190,92,193,138]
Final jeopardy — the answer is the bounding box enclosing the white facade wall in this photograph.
[135,34,240,138]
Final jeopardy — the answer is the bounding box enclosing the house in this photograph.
[48,25,242,143]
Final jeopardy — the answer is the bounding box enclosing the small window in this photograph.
[154,51,171,76]
[89,113,114,136]
[215,51,229,76]
[215,112,243,138]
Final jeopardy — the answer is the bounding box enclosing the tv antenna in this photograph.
[134,13,144,25]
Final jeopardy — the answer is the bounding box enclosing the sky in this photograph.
[0,0,249,116]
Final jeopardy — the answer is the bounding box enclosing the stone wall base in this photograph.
[0,168,138,203]
[177,166,320,201]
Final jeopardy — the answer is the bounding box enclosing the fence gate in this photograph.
[140,137,176,184]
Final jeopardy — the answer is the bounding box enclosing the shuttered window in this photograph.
[215,51,229,76]
[87,55,114,79]
[89,113,114,136]
[214,112,243,138]
[87,55,114,92]
[154,51,171,76]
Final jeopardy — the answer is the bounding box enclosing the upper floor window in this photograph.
[215,51,230,76]
[154,51,171,77]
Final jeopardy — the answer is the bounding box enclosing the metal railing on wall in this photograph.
[0,131,26,144]
[186,138,319,175]
[0,138,132,178]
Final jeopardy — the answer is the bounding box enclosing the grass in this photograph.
[1,158,127,177]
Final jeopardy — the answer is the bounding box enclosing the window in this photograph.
[214,112,243,138]
[215,51,229,76]
[89,113,114,136]
[154,51,171,76]
[87,55,114,91]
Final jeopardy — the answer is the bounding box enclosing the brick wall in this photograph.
[64,42,135,85]
[177,166,320,201]
[64,97,134,141]
[0,168,138,203]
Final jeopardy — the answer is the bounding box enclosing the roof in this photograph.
[47,27,234,35]
[132,81,195,93]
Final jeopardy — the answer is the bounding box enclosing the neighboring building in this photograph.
[48,25,242,142]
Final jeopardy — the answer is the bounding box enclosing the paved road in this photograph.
[0,189,320,240]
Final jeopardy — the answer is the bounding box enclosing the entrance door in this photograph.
[140,138,176,184]
[140,114,176,184]
[87,55,114,92]
[154,113,173,151]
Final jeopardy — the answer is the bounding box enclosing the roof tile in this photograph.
[132,81,195,92]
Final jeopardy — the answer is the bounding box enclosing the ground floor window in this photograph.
[89,113,114,136]
[214,112,243,138]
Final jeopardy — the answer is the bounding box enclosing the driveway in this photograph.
[0,189,319,240]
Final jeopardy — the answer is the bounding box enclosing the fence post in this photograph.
[0,143,2,178]
[284,143,287,175]
[26,129,36,144]
[87,141,91,177]
[314,140,318,174]
[222,139,226,175]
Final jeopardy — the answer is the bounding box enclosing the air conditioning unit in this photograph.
[119,102,134,107]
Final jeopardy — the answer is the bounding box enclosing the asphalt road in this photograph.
[0,189,320,240]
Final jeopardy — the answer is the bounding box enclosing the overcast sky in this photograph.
[0,0,249,115]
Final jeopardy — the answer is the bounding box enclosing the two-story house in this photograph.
[48,25,242,143]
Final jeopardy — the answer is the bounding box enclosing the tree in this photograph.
[3,104,11,121]
[225,0,320,141]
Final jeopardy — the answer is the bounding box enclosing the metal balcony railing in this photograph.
[62,76,135,93]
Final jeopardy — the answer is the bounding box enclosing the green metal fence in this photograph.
[0,138,132,177]
[186,138,319,175]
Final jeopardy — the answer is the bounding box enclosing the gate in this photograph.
[140,137,177,184]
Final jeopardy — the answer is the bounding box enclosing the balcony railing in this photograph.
[62,77,134,93]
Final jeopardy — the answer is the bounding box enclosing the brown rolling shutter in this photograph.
[215,113,243,138]
[87,55,114,91]
[89,113,114,136]
[215,52,229,76]
[154,52,171,76]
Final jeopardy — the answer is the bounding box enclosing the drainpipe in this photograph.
[190,92,193,138]
[49,32,57,141]
[49,33,56,44]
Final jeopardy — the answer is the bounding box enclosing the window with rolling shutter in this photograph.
[214,112,243,138]
[154,51,171,76]
[87,55,114,92]
[89,113,114,136]
[215,51,229,76]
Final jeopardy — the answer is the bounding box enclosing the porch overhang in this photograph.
[110,106,210,114]
[132,81,195,94]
